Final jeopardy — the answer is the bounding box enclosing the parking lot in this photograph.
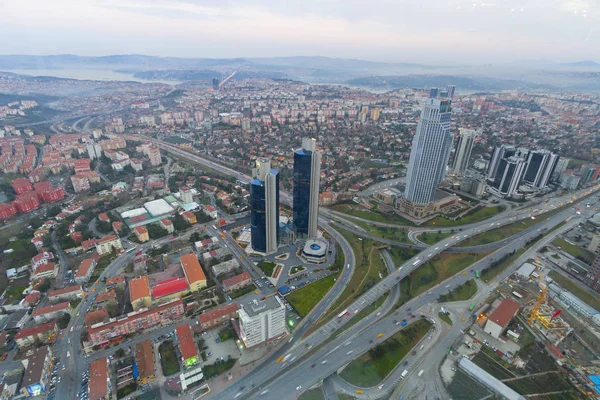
[197,327,241,367]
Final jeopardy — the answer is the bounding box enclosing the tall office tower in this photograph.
[580,165,596,186]
[487,145,525,180]
[429,88,439,98]
[552,158,570,181]
[523,150,559,188]
[404,98,453,205]
[489,156,527,197]
[212,77,220,91]
[293,138,321,239]
[451,129,477,174]
[250,158,280,254]
[447,85,456,99]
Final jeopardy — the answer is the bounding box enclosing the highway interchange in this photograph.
[5,132,598,400]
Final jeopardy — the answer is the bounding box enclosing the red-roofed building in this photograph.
[13,192,40,213]
[32,302,70,323]
[0,203,17,220]
[95,290,117,306]
[152,278,189,303]
[98,213,110,223]
[15,322,57,348]
[11,177,33,194]
[48,285,83,303]
[198,303,240,330]
[112,221,123,235]
[181,211,196,225]
[106,275,125,290]
[81,239,97,252]
[134,226,149,242]
[70,231,83,244]
[89,357,110,400]
[135,340,155,384]
[175,324,198,368]
[31,262,57,281]
[222,272,252,293]
[22,291,41,307]
[31,252,54,270]
[74,158,91,173]
[84,309,109,327]
[484,298,521,339]
[159,218,174,233]
[75,258,96,284]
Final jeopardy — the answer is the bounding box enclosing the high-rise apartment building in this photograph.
[489,155,527,198]
[585,254,600,293]
[523,150,559,188]
[370,108,380,121]
[293,138,321,239]
[451,129,477,174]
[148,146,161,166]
[238,297,286,348]
[404,98,453,205]
[250,158,279,254]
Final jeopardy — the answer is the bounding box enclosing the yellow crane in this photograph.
[528,256,547,325]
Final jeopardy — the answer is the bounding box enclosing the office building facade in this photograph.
[250,158,279,254]
[404,98,453,205]
[524,150,559,188]
[238,297,286,348]
[489,155,527,198]
[451,129,477,174]
[293,138,321,239]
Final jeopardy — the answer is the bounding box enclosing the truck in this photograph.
[468,303,476,311]
[401,370,409,379]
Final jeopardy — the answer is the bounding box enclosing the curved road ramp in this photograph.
[458,357,524,400]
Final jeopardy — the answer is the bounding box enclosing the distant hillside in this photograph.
[563,61,600,68]
[345,75,556,92]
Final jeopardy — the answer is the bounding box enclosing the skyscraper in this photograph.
[404,98,453,205]
[451,129,477,174]
[293,138,321,239]
[429,87,439,98]
[523,150,559,188]
[489,155,527,197]
[250,158,279,254]
[447,85,456,99]
[487,145,528,180]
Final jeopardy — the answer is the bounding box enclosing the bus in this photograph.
[469,303,476,311]
[338,309,349,319]
[475,270,480,279]
[512,291,523,299]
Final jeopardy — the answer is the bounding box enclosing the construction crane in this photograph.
[528,256,547,325]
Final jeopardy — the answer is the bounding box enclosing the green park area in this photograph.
[312,229,389,328]
[298,388,325,400]
[202,358,236,379]
[418,231,453,245]
[287,275,337,317]
[549,271,600,311]
[438,312,453,325]
[422,205,506,227]
[158,341,180,376]
[258,261,276,277]
[438,279,477,302]
[229,284,257,299]
[340,319,432,386]
[552,237,596,264]
[330,203,414,225]
[289,265,306,275]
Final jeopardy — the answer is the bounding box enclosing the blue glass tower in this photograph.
[250,158,280,254]
[293,138,321,239]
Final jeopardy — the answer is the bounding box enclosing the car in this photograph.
[70,326,74,333]
[311,364,316,368]
[67,351,71,357]
[321,360,327,364]
[0,353,7,361]
[296,386,302,391]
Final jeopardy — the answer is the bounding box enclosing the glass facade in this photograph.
[293,149,312,237]
[250,170,279,253]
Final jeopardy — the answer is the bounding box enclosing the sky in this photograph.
[0,0,598,65]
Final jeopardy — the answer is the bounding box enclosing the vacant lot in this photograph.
[439,279,477,302]
[552,237,595,264]
[158,340,180,376]
[287,275,337,317]
[418,231,453,245]
[423,205,506,227]
[330,203,414,225]
[298,388,325,400]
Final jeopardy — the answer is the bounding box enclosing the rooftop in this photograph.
[84,309,109,327]
[129,276,151,303]
[180,253,206,285]
[22,346,50,388]
[135,340,155,380]
[223,272,251,288]
[199,303,240,324]
[175,324,198,361]
[488,298,521,328]
[75,258,95,278]
[152,278,189,298]
[32,302,69,317]
[97,234,119,244]
[15,321,56,340]
[48,285,82,298]
[241,296,283,318]
[89,357,108,400]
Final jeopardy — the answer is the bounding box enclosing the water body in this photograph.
[3,69,181,85]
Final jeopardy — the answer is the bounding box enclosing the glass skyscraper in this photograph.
[404,98,453,205]
[250,158,279,254]
[293,138,321,239]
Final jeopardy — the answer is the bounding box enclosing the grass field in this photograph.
[287,275,337,317]
[480,249,525,283]
[258,261,276,276]
[447,370,494,400]
[314,228,388,327]
[340,319,432,385]
[423,205,506,227]
[158,341,180,376]
[438,312,453,325]
[4,285,26,302]
[549,271,600,311]
[330,204,414,225]
[229,284,257,299]
[472,346,515,380]
[552,237,596,264]
[418,231,453,245]
[357,223,412,243]
[298,388,325,400]
[438,279,477,302]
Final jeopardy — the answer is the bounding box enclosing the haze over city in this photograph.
[1,0,599,64]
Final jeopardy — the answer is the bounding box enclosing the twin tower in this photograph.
[250,138,321,254]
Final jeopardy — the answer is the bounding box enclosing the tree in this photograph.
[146,223,168,239]
[190,232,201,244]
[56,313,71,329]
[46,205,62,218]
[38,280,51,292]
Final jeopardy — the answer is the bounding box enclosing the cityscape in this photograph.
[1,2,600,400]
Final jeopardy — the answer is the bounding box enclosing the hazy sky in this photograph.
[1,0,598,64]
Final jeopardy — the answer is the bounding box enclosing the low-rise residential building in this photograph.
[484,298,521,339]
[212,259,240,277]
[84,309,110,327]
[175,324,199,369]
[20,346,53,397]
[32,302,70,323]
[160,218,174,233]
[96,235,122,255]
[202,205,218,219]
[98,213,110,223]
[238,297,287,348]
[129,275,152,311]
[135,340,155,385]
[31,263,57,281]
[112,221,123,235]
[75,258,96,284]
[47,285,83,303]
[180,253,207,292]
[223,272,252,293]
[89,357,110,400]
[88,299,184,346]
[134,226,149,242]
[181,211,196,225]
[105,275,125,290]
[194,237,219,253]
[198,303,240,330]
[14,321,57,348]
[31,252,54,271]
[95,290,117,306]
